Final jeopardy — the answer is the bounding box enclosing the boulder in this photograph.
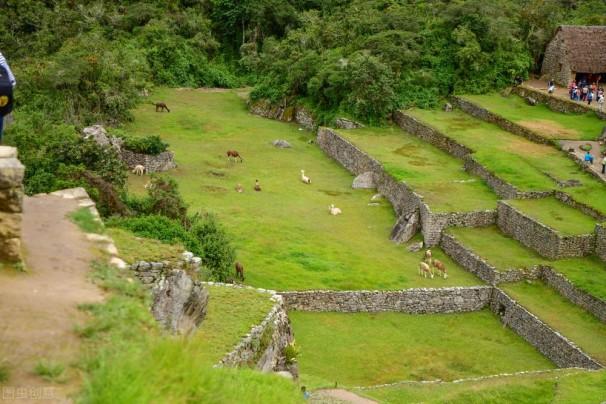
[0,157,25,189]
[352,171,375,189]
[0,186,23,213]
[335,117,364,129]
[407,241,424,252]
[152,270,209,334]
[443,102,453,112]
[0,237,22,262]
[525,97,538,106]
[390,211,420,244]
[273,139,292,149]
[82,125,110,146]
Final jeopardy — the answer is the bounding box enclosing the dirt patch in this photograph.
[0,195,103,403]
[201,185,229,193]
[318,189,352,197]
[311,389,377,404]
[502,136,556,157]
[518,119,579,139]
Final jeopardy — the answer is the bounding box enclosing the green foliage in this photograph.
[283,342,300,365]
[0,362,9,383]
[113,131,168,155]
[126,175,189,224]
[34,360,65,382]
[69,207,105,234]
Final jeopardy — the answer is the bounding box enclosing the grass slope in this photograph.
[508,197,597,235]
[463,93,604,141]
[289,310,554,388]
[107,227,184,264]
[361,369,606,403]
[80,261,299,403]
[338,126,497,213]
[447,226,606,300]
[124,89,480,291]
[407,108,606,215]
[502,281,606,365]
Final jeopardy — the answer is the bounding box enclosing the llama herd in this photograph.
[418,249,448,279]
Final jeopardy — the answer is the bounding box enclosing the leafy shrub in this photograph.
[119,134,168,155]
[580,143,593,152]
[126,175,189,224]
[283,342,300,365]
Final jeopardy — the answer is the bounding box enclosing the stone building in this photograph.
[541,25,606,86]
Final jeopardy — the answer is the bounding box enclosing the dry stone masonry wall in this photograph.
[497,201,595,259]
[215,284,295,373]
[450,96,552,145]
[279,287,492,313]
[597,223,606,263]
[120,149,177,173]
[249,99,317,131]
[0,146,24,262]
[512,85,606,119]
[554,191,606,222]
[490,288,602,369]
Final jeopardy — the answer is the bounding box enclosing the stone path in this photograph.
[560,140,606,182]
[0,194,104,403]
[310,389,377,404]
[525,79,604,114]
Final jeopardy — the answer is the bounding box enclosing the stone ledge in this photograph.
[512,85,606,120]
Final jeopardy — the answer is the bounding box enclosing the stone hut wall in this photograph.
[512,85,606,120]
[541,31,574,86]
[450,96,552,145]
[490,288,602,369]
[216,288,295,373]
[497,201,595,259]
[280,287,492,313]
[0,146,24,262]
[121,149,177,173]
[597,223,606,263]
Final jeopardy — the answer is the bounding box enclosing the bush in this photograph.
[126,175,189,224]
[119,134,168,155]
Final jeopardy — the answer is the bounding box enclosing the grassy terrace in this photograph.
[337,126,498,213]
[447,226,606,300]
[406,108,606,216]
[290,310,554,388]
[107,227,185,264]
[502,281,606,365]
[462,93,604,141]
[508,197,597,235]
[124,89,481,291]
[361,369,606,403]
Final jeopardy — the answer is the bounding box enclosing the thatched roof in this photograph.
[557,25,606,73]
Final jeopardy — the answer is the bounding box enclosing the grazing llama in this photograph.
[254,179,262,192]
[423,249,433,265]
[235,262,245,281]
[235,183,243,193]
[328,204,342,215]
[300,169,311,184]
[154,102,170,112]
[432,259,448,279]
[227,150,243,162]
[132,165,145,176]
[419,262,434,278]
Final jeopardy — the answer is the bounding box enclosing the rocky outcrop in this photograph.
[249,99,317,131]
[390,211,420,244]
[272,139,291,149]
[0,146,24,262]
[81,125,176,173]
[152,270,209,335]
[597,223,606,263]
[335,118,364,129]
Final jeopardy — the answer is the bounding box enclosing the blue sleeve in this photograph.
[0,53,16,87]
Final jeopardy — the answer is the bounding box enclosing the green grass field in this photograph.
[508,197,597,235]
[123,89,481,291]
[462,93,604,141]
[289,310,554,388]
[361,369,606,403]
[447,226,606,300]
[107,227,185,264]
[80,262,300,403]
[338,126,498,213]
[502,281,606,364]
[406,108,606,215]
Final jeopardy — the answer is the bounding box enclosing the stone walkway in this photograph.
[525,79,604,114]
[560,140,606,182]
[0,194,104,403]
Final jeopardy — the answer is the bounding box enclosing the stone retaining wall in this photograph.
[497,201,595,259]
[490,288,602,369]
[317,127,495,246]
[597,224,606,263]
[440,233,541,285]
[280,287,492,313]
[451,96,551,145]
[121,149,177,173]
[249,99,317,131]
[512,85,606,120]
[215,285,295,373]
[0,146,24,262]
[554,191,606,222]
[392,111,472,158]
[463,157,525,199]
[541,266,606,323]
